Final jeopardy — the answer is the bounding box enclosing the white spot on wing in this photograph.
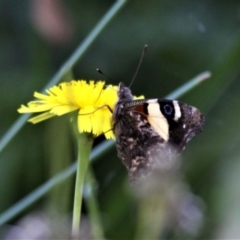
[147,102,169,141]
[173,100,181,121]
[146,99,158,103]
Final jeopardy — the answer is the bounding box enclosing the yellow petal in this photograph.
[28,112,55,123]
[78,112,92,133]
[102,109,115,139]
[50,105,78,116]
[91,108,103,136]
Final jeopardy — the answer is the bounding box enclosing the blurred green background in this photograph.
[1,0,240,239]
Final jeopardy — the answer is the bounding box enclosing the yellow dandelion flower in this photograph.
[18,80,119,139]
[18,80,145,139]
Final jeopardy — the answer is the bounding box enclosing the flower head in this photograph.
[18,80,144,139]
[18,80,119,139]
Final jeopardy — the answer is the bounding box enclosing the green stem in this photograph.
[84,169,104,239]
[72,114,93,237]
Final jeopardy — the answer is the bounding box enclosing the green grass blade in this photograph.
[0,140,114,226]
[166,71,211,99]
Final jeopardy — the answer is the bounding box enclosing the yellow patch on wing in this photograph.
[146,102,169,141]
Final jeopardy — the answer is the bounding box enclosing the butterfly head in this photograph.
[117,82,134,102]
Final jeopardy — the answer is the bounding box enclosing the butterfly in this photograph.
[112,82,204,183]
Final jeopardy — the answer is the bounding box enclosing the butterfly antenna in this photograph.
[129,44,148,88]
[96,68,113,82]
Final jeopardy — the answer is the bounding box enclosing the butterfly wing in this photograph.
[113,83,204,183]
[114,102,170,183]
[142,99,204,152]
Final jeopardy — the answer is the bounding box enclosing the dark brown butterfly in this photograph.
[112,82,204,183]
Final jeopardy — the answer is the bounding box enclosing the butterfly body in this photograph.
[113,82,204,183]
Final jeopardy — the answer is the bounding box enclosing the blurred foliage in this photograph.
[1,0,240,239]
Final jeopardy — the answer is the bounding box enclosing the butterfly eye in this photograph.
[163,104,173,116]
